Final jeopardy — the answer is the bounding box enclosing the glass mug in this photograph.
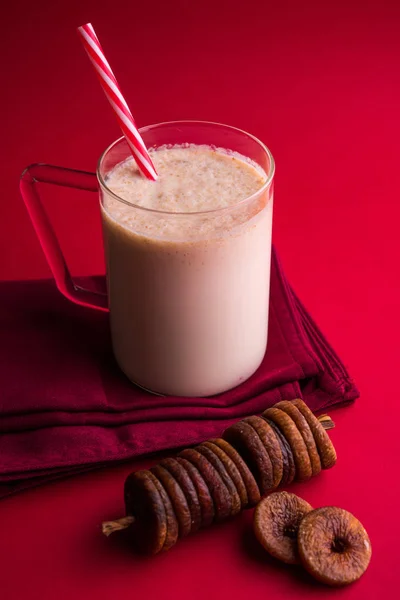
[20,121,275,397]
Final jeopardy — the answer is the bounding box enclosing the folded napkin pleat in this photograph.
[0,247,358,498]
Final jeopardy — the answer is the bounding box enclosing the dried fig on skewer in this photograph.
[209,438,260,507]
[196,443,241,516]
[123,470,167,554]
[202,440,248,509]
[292,399,337,469]
[263,407,312,481]
[274,401,321,476]
[176,457,215,528]
[242,415,283,489]
[263,418,296,485]
[178,448,232,522]
[223,420,274,494]
[150,469,179,551]
[151,464,191,539]
[160,457,202,534]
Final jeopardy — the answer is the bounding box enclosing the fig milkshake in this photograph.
[101,138,273,397]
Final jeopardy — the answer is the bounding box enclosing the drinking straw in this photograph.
[77,23,158,180]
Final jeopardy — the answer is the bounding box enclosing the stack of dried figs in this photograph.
[103,399,337,553]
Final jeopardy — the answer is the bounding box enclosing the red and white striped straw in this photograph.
[77,23,158,181]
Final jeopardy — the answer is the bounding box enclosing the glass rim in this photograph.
[97,120,275,217]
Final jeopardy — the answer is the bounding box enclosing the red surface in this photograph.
[1,0,399,598]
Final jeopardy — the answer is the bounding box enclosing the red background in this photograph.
[1,0,399,598]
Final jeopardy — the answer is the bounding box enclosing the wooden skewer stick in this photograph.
[318,414,335,430]
[102,516,135,537]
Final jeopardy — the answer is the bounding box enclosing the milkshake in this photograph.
[100,130,274,397]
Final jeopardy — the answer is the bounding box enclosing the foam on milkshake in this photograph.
[106,144,266,212]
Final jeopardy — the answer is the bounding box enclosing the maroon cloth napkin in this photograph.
[0,247,358,498]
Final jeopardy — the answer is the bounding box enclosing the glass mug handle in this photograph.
[20,163,108,312]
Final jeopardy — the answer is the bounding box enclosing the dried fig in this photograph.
[178,448,232,522]
[151,464,191,538]
[263,407,312,481]
[298,507,372,586]
[243,415,283,489]
[149,469,179,551]
[292,399,337,469]
[176,457,214,528]
[203,440,248,509]
[124,470,167,554]
[254,491,313,564]
[263,418,296,485]
[160,457,202,533]
[223,420,274,495]
[196,444,241,516]
[209,438,260,507]
[274,401,321,477]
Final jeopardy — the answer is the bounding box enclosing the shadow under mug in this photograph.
[20,121,275,397]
